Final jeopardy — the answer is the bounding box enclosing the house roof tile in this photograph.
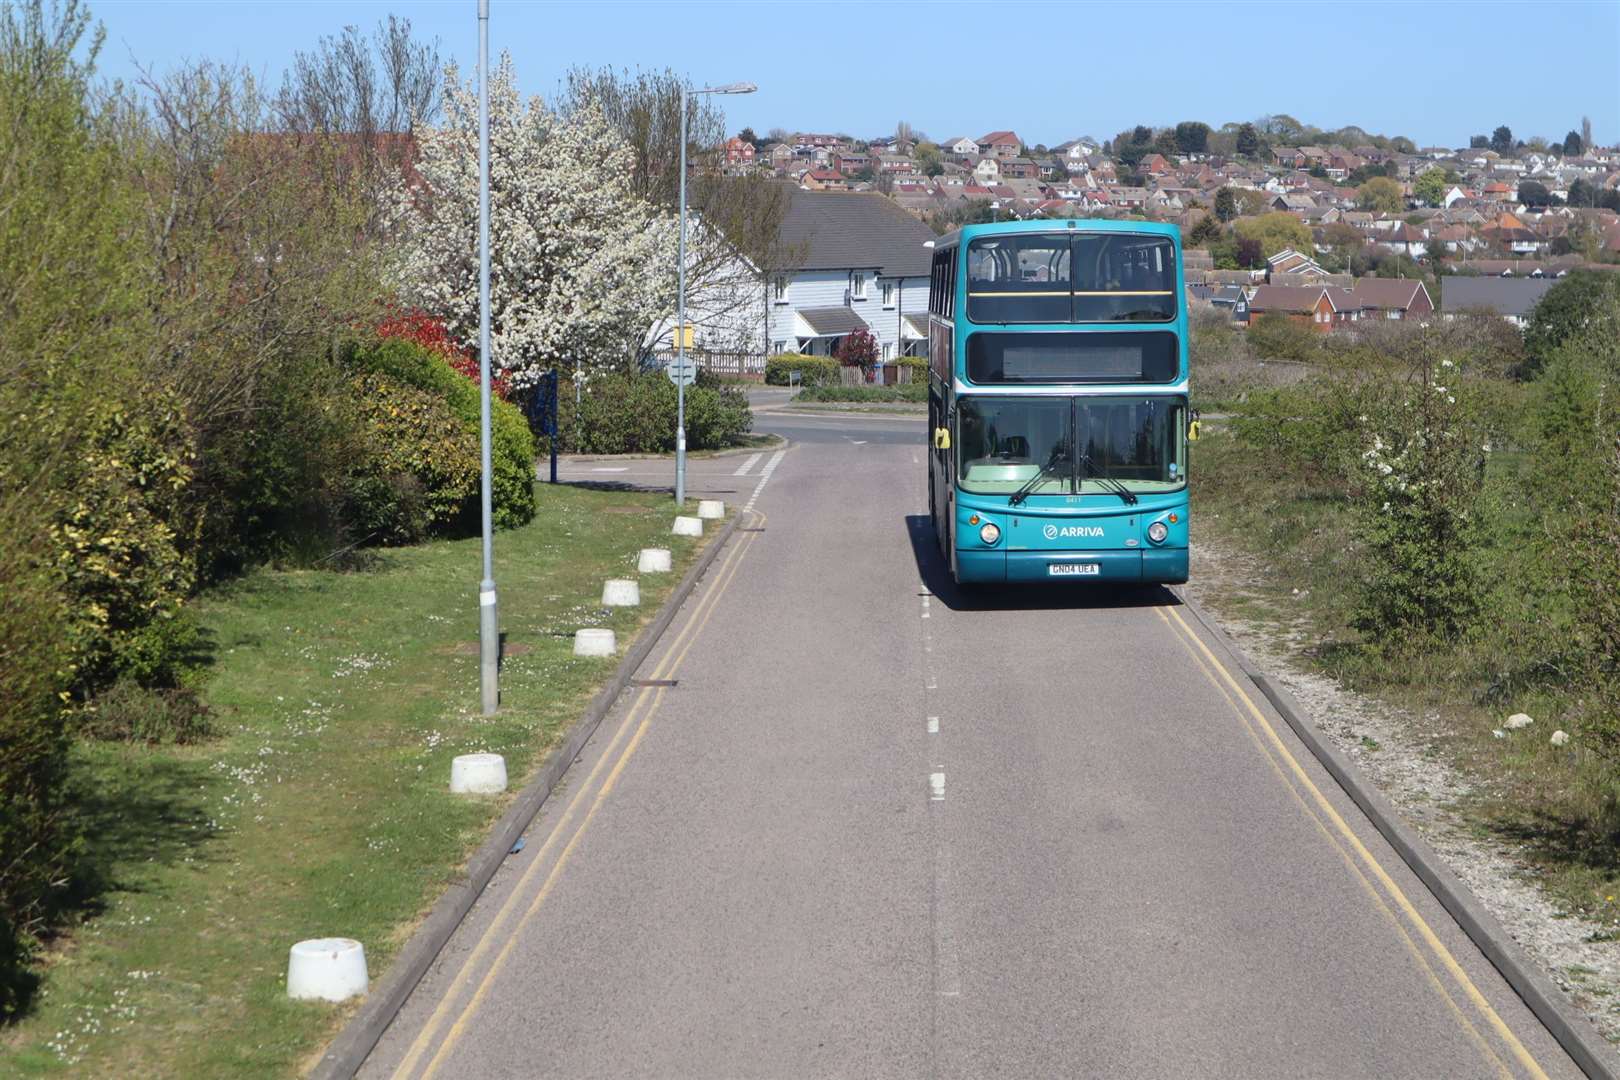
[778,186,937,276]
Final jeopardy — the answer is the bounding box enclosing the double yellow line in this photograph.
[390,514,765,1080]
[1155,602,1548,1080]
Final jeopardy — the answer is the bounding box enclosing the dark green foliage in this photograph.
[798,383,927,403]
[346,338,537,531]
[79,680,213,745]
[765,354,842,386]
[1491,125,1513,154]
[1564,130,1584,156]
[1235,123,1261,158]
[552,372,751,455]
[1213,187,1237,222]
[1189,214,1223,246]
[1174,121,1209,155]
[1517,180,1554,208]
[1523,271,1620,375]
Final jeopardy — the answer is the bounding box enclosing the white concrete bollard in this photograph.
[672,516,703,537]
[450,753,508,795]
[638,548,672,573]
[696,499,725,520]
[601,579,641,607]
[287,938,368,1002]
[573,628,616,657]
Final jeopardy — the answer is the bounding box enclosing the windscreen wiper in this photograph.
[1008,453,1070,507]
[1081,453,1137,505]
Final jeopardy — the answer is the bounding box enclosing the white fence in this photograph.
[651,350,767,381]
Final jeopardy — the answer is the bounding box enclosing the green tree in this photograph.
[1189,213,1223,246]
[1517,180,1553,207]
[1566,177,1597,208]
[1174,120,1210,154]
[737,126,759,148]
[1213,186,1237,222]
[1525,271,1620,374]
[1356,175,1405,213]
[1413,168,1450,206]
[1235,122,1261,158]
[914,140,943,176]
[1234,211,1312,259]
[1469,134,1488,149]
[1490,125,1513,154]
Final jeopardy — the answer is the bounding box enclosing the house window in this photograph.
[773,340,786,354]
[773,276,788,304]
[881,281,895,307]
[851,272,867,300]
[882,342,893,361]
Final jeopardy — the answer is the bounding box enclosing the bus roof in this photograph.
[933,218,1181,252]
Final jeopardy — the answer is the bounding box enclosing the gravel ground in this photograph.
[1188,537,1620,1048]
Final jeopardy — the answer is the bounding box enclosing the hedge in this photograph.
[765,354,842,386]
[549,371,752,455]
[346,339,537,530]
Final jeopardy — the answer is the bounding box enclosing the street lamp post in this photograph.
[676,79,756,505]
[476,0,498,716]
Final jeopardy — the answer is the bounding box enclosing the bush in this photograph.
[896,356,928,378]
[765,354,841,386]
[346,338,537,530]
[349,371,481,543]
[0,540,74,1017]
[79,679,212,746]
[1246,315,1324,362]
[554,372,751,454]
[1350,337,1488,646]
[53,395,200,698]
[798,384,928,403]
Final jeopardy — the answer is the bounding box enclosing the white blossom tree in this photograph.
[390,54,676,389]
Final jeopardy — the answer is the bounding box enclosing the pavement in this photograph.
[360,407,1585,1079]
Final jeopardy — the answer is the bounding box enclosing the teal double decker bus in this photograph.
[925,219,1190,585]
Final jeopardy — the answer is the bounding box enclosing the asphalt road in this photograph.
[360,408,1584,1079]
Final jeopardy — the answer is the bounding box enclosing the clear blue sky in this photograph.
[88,0,1620,149]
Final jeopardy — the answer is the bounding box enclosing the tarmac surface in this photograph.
[359,406,1582,1079]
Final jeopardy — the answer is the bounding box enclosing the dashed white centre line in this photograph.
[927,716,939,734]
[731,452,763,477]
[929,772,946,800]
[743,448,786,512]
[590,466,628,473]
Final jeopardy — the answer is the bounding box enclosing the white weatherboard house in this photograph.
[767,187,935,361]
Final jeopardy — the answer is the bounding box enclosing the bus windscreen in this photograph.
[966,233,1176,324]
[966,332,1178,384]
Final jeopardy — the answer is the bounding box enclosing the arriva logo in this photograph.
[1042,524,1105,540]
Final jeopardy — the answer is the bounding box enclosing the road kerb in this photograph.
[309,510,743,1080]
[1173,588,1618,1080]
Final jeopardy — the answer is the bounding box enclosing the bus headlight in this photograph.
[979,522,1001,545]
[1147,521,1169,544]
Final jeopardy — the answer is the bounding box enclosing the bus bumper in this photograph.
[957,547,1188,584]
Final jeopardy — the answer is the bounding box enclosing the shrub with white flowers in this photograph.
[1353,339,1489,645]
[389,55,678,390]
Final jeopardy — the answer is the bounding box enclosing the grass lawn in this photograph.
[1,485,715,1077]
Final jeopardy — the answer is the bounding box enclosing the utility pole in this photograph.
[476,0,498,716]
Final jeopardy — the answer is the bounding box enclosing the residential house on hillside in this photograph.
[1351,277,1433,319]
[1247,284,1360,329]
[801,169,849,192]
[977,131,1021,159]
[767,188,934,361]
[724,137,756,166]
[947,136,979,156]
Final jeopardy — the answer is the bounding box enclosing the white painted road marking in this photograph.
[731,452,763,477]
[929,772,945,800]
[927,716,939,734]
[743,448,786,512]
[591,466,629,473]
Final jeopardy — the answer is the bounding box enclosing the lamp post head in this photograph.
[701,82,756,95]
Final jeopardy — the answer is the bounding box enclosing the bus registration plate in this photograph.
[1048,563,1100,577]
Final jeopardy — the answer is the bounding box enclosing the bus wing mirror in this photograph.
[933,427,951,450]
[1188,420,1201,442]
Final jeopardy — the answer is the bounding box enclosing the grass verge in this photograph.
[1,485,714,1077]
[1190,429,1620,932]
